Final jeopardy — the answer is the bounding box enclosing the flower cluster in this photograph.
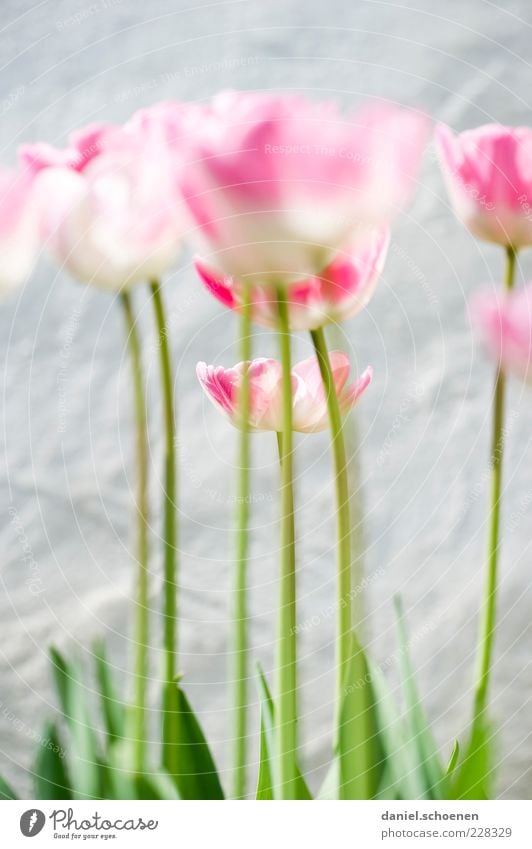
[5,92,427,429]
[5,92,532,803]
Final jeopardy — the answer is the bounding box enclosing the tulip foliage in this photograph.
[1,93,530,801]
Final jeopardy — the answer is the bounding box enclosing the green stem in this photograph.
[120,292,149,775]
[310,327,352,729]
[150,281,178,685]
[275,287,297,800]
[473,245,516,723]
[232,290,252,800]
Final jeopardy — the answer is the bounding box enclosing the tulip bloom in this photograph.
[471,285,532,383]
[436,123,532,248]
[0,167,40,298]
[195,227,389,331]
[28,130,185,291]
[177,91,425,285]
[197,353,372,433]
[19,123,113,176]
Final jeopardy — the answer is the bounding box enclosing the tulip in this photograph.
[0,167,40,298]
[437,123,529,730]
[436,123,532,248]
[22,120,186,774]
[196,353,372,433]
[471,284,532,383]
[29,133,185,291]
[196,227,390,331]
[177,91,425,285]
[19,123,113,176]
[438,121,529,742]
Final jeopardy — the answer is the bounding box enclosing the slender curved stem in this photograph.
[120,291,149,774]
[473,246,516,723]
[310,328,352,727]
[232,289,252,799]
[275,286,297,800]
[150,281,178,685]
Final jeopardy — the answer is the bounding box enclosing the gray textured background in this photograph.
[1,0,532,799]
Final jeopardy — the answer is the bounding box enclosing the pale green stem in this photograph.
[275,287,297,800]
[232,289,252,799]
[150,281,178,686]
[310,328,352,730]
[121,291,149,774]
[473,245,516,723]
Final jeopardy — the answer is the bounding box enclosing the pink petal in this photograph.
[194,257,237,309]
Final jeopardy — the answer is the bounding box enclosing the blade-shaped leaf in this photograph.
[0,775,18,800]
[49,647,103,800]
[93,640,125,746]
[337,633,383,800]
[394,597,447,798]
[162,680,224,800]
[255,666,275,800]
[449,720,494,800]
[255,664,312,800]
[369,661,429,800]
[33,721,72,799]
[446,740,460,778]
[317,758,339,800]
[136,771,180,800]
[256,715,274,800]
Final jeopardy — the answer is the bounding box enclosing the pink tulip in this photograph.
[471,285,532,383]
[195,227,389,331]
[24,125,185,291]
[19,123,114,175]
[176,91,426,284]
[0,167,40,298]
[436,123,532,248]
[197,352,372,432]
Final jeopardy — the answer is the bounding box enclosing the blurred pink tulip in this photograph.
[23,124,186,291]
[0,167,40,298]
[471,285,532,383]
[19,123,114,175]
[436,123,532,248]
[177,91,426,284]
[195,227,389,330]
[197,352,372,432]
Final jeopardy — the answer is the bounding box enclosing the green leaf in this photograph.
[254,664,312,800]
[449,720,494,800]
[369,661,429,800]
[317,758,339,800]
[0,775,18,800]
[105,739,137,800]
[394,597,447,798]
[256,715,274,800]
[162,680,224,800]
[33,721,72,799]
[49,647,103,800]
[255,666,275,800]
[446,740,460,777]
[135,771,180,800]
[337,633,383,799]
[93,640,125,745]
[103,730,180,801]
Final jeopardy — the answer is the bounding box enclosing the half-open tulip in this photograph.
[471,285,532,382]
[195,227,389,331]
[197,352,372,432]
[436,123,532,248]
[177,91,425,285]
[0,167,40,298]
